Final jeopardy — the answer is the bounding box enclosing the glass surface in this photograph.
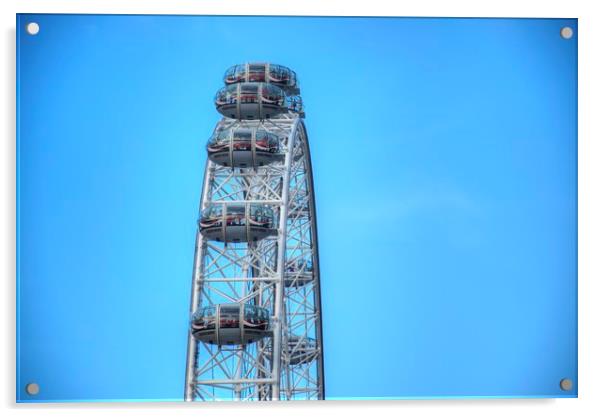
[17,14,577,402]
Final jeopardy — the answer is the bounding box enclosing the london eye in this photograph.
[185,63,325,401]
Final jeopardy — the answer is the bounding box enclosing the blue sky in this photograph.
[17,15,577,401]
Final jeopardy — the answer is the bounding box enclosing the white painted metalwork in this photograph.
[185,65,324,401]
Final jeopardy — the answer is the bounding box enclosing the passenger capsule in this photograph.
[207,127,281,168]
[284,259,313,288]
[286,336,317,365]
[199,203,277,243]
[215,82,287,120]
[191,303,271,345]
[224,63,300,95]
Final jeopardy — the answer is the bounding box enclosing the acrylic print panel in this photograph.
[16,14,577,402]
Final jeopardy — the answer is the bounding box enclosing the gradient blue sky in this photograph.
[17,15,577,401]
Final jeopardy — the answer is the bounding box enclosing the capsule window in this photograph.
[240,85,258,104]
[224,67,236,82]
[248,64,266,82]
[261,85,282,103]
[223,65,246,84]
[249,205,260,218]
[207,205,223,218]
[217,130,230,141]
[234,131,252,142]
[228,206,246,216]
[207,130,228,147]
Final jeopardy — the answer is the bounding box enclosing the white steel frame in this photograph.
[185,112,324,401]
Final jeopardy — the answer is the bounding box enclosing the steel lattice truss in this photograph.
[185,113,324,401]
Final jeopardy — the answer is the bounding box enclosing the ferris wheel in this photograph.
[184,63,325,401]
